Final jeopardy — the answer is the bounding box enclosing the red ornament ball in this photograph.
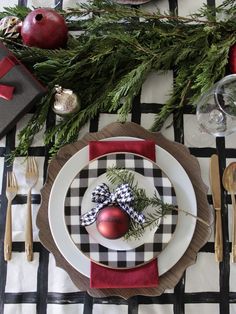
[96,206,130,239]
[21,8,68,49]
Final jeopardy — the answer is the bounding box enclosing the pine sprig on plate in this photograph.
[106,167,210,240]
[106,167,176,240]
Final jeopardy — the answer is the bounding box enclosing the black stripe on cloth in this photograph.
[184,292,222,303]
[54,0,63,10]
[18,0,27,6]
[168,0,185,312]
[217,136,230,314]
[90,115,99,132]
[207,0,216,7]
[13,194,41,204]
[128,296,139,314]
[0,147,6,156]
[28,147,47,156]
[139,103,164,113]
[169,0,178,13]
[174,111,184,143]
[4,291,89,306]
[47,292,87,304]
[36,104,56,314]
[12,241,44,252]
[225,149,236,158]
[36,245,50,314]
[4,292,38,303]
[188,147,218,157]
[229,292,236,302]
[93,295,128,305]
[131,91,141,124]
[199,242,214,252]
[174,274,185,314]
[83,292,93,314]
[134,294,177,304]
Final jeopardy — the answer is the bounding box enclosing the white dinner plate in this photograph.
[49,136,197,277]
[64,152,178,269]
[67,152,177,252]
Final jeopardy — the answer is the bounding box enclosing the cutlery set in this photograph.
[210,154,236,263]
[3,157,38,262]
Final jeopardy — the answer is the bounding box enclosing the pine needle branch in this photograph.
[106,167,210,240]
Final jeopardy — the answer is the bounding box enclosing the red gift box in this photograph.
[0,41,46,139]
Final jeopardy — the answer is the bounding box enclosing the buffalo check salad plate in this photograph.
[64,153,178,269]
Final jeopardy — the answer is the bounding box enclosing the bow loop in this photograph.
[91,183,110,203]
[114,183,134,204]
[80,182,145,226]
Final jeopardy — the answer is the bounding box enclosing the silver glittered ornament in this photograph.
[0,16,22,38]
[53,85,80,116]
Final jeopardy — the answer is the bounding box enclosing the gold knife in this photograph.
[210,154,223,262]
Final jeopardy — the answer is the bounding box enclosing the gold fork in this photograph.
[25,157,39,261]
[4,172,18,261]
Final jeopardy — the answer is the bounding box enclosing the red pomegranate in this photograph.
[96,206,130,239]
[21,8,68,49]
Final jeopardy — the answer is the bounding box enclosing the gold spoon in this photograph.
[222,162,236,263]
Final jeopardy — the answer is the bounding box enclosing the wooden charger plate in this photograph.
[36,122,213,299]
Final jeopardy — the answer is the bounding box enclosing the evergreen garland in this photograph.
[1,0,236,160]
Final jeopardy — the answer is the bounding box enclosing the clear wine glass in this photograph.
[185,74,236,147]
[197,74,236,136]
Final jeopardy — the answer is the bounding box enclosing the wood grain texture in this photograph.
[36,122,213,299]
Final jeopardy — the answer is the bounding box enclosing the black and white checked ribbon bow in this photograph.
[80,183,145,226]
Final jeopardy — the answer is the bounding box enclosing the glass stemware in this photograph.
[185,74,236,147]
[197,74,236,136]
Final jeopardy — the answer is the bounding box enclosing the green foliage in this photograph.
[1,0,236,160]
[106,167,209,240]
[0,5,30,20]
[106,167,175,240]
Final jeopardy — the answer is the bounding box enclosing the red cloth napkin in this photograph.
[89,140,156,161]
[89,140,159,288]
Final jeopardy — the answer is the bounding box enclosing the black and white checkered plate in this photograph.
[64,153,178,269]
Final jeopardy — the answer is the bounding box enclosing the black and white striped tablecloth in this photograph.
[0,1,235,314]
